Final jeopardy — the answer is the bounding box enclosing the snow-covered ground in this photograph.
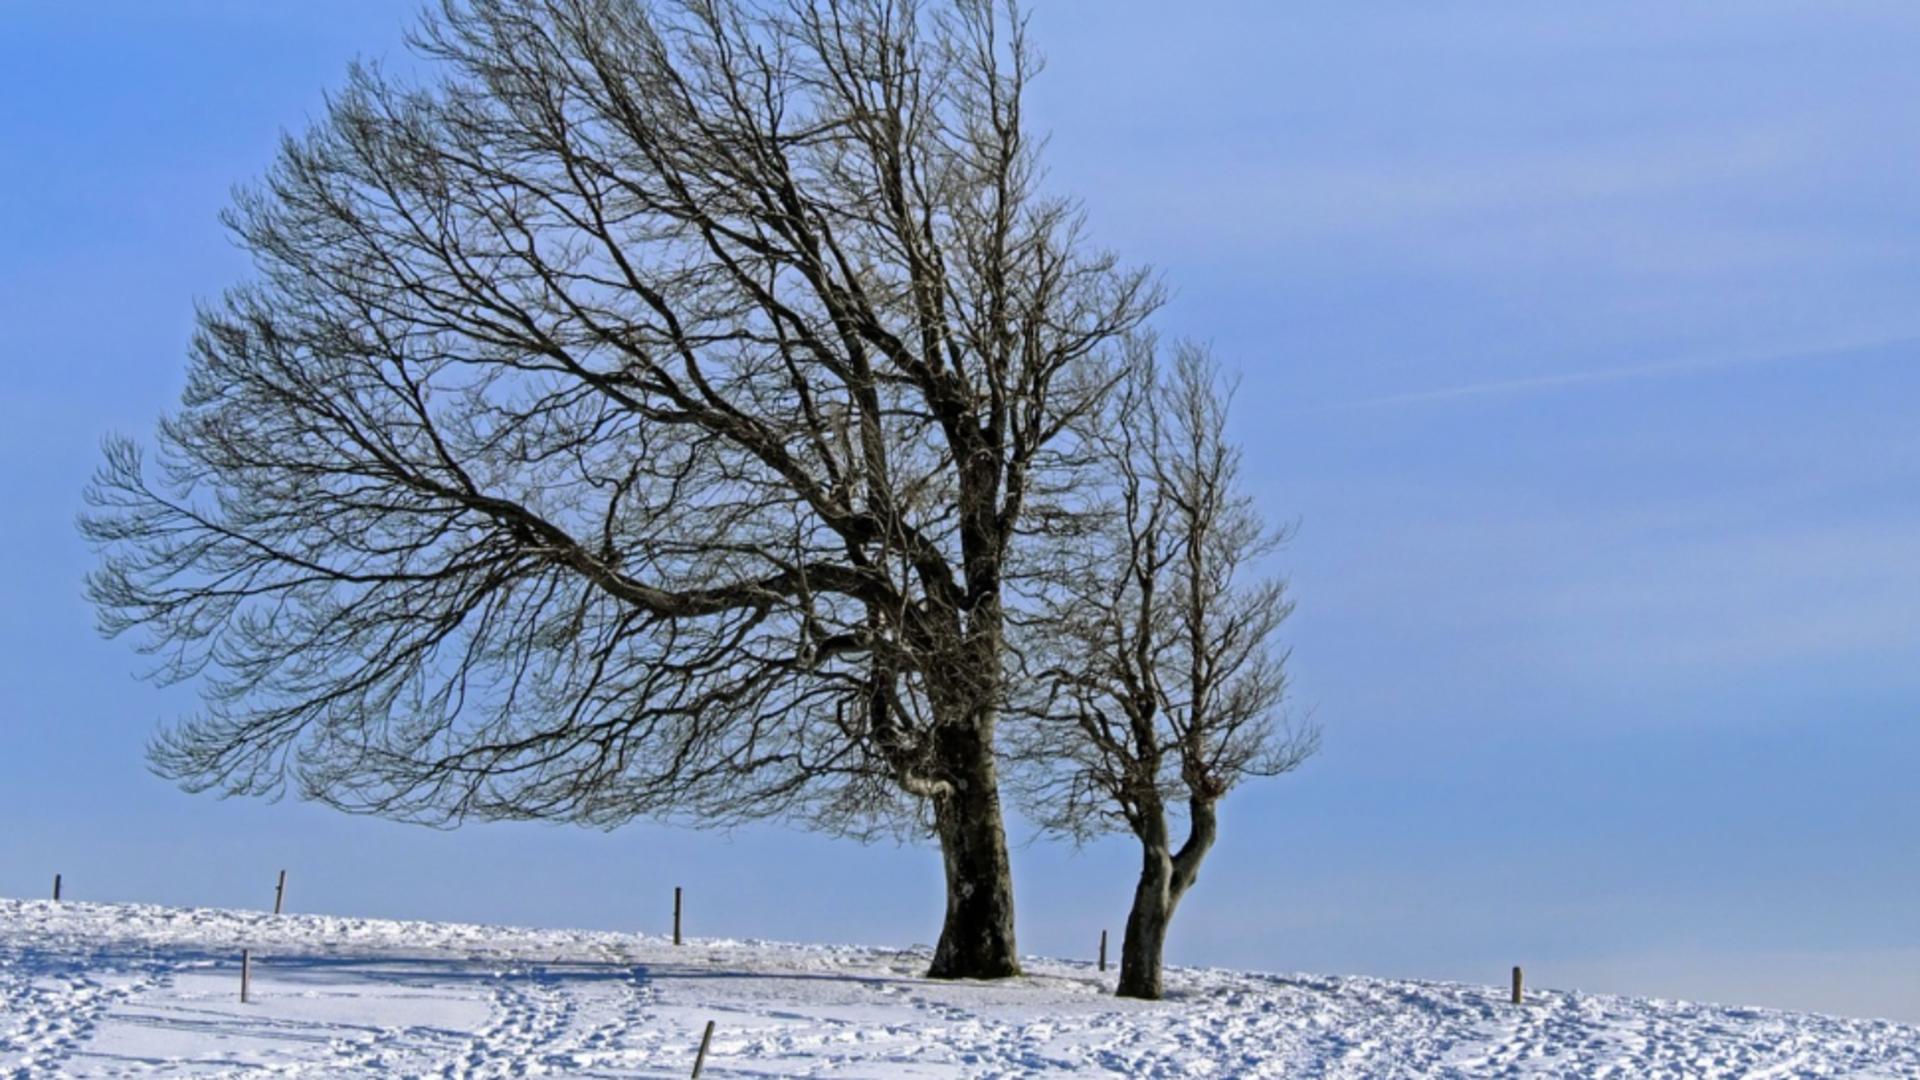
[2,898,1917,1077]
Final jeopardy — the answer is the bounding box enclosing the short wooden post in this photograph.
[674,886,683,946]
[1098,929,1107,973]
[1511,965,1523,1005]
[691,1019,715,1078]
[241,950,253,1004]
[52,874,61,902]
[273,870,287,915]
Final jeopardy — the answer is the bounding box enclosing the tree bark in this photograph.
[926,717,1021,979]
[1116,842,1174,999]
[1116,799,1217,999]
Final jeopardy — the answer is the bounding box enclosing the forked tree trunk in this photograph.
[1115,799,1218,1000]
[926,717,1021,979]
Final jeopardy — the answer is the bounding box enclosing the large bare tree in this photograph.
[82,0,1154,979]
[1010,342,1316,999]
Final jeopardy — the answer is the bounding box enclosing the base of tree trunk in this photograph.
[1115,913,1169,999]
[1116,852,1174,999]
[926,849,1021,979]
[927,921,1022,980]
[925,728,1021,980]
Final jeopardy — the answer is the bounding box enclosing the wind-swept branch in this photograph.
[84,0,1158,981]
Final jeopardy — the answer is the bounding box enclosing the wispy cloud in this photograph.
[1333,331,1920,410]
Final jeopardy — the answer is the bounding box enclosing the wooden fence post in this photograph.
[1511,965,1523,1005]
[674,886,683,946]
[691,1019,715,1077]
[242,950,253,1004]
[52,874,61,902]
[274,870,287,915]
[1098,930,1107,973]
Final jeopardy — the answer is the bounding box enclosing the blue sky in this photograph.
[4,2,1918,1022]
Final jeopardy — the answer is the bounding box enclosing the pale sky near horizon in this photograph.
[3,2,1918,1024]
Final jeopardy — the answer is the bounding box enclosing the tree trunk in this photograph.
[1116,842,1174,999]
[1116,799,1218,1000]
[926,717,1021,980]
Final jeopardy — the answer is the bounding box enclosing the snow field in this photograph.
[2,898,1918,1077]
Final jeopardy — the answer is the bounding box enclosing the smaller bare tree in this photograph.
[1010,340,1316,1000]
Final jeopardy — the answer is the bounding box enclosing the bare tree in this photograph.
[1009,341,1316,999]
[81,0,1155,980]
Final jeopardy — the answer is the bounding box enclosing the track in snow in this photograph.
[1,898,1917,1077]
